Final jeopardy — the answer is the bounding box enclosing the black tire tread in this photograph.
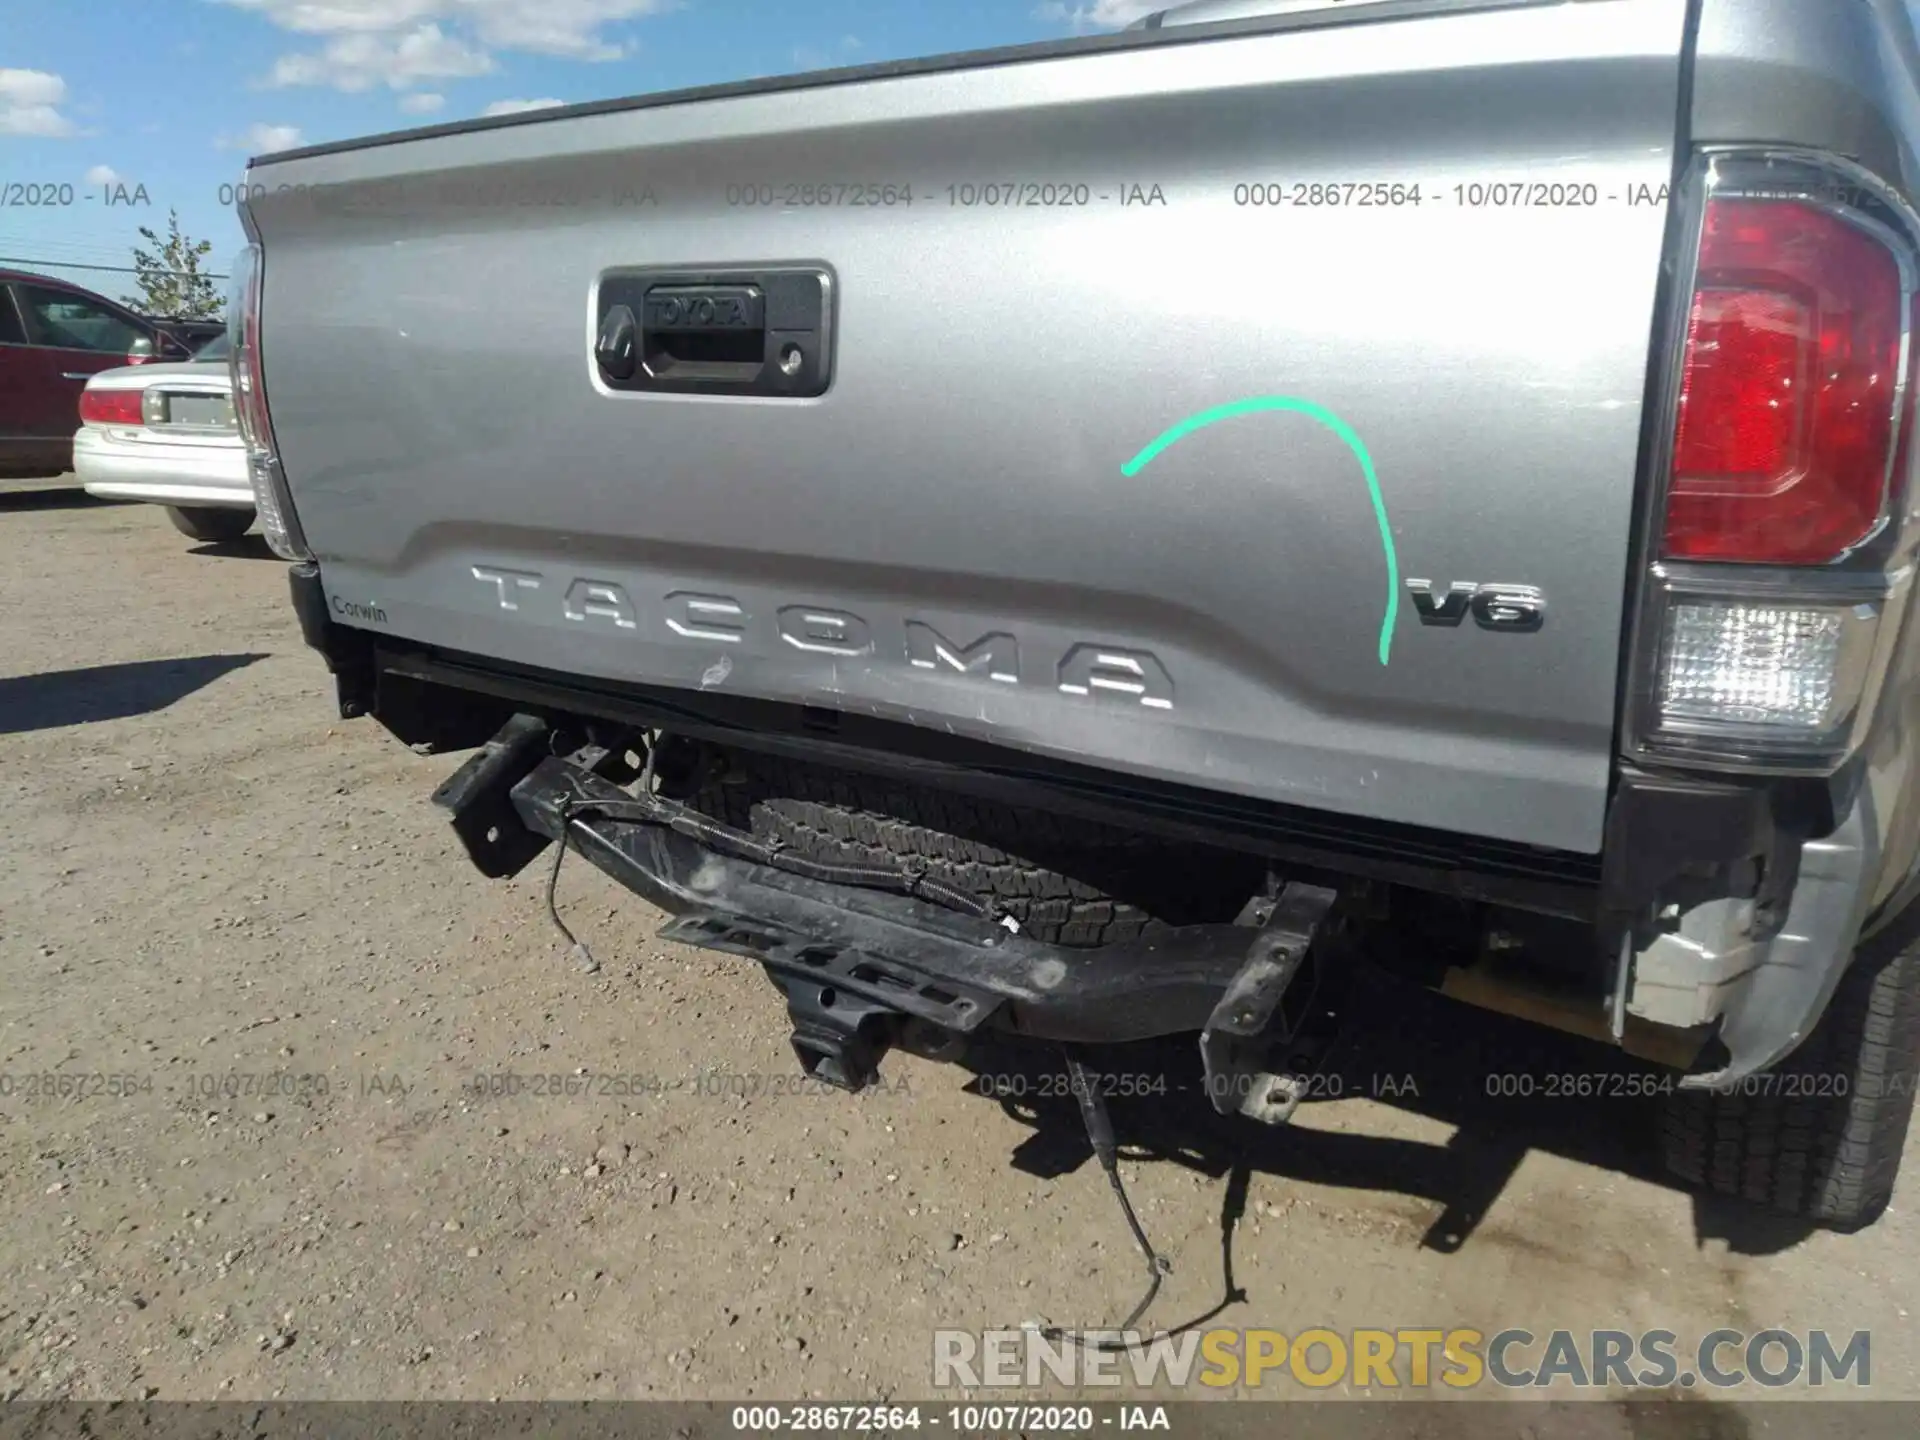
[166,505,255,542]
[1660,920,1920,1228]
[683,751,1259,947]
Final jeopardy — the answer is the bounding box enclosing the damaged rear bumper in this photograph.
[489,749,1350,1103]
[290,555,1884,1092]
[496,744,1875,1094]
[505,751,1292,1053]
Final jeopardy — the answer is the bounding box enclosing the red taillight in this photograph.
[79,388,143,427]
[228,241,310,559]
[231,246,277,455]
[1663,198,1906,565]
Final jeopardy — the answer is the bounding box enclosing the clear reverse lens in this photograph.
[1658,601,1847,729]
[248,455,305,561]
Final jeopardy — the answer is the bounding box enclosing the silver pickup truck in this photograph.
[239,0,1920,1232]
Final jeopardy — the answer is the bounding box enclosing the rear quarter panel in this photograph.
[1685,0,1920,919]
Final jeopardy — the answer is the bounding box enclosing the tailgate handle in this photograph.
[642,284,766,382]
[595,266,833,398]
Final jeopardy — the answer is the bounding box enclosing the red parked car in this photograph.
[0,269,217,480]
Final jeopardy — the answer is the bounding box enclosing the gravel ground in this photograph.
[2,490,1917,1412]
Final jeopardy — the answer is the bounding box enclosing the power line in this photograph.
[0,236,143,265]
[0,255,229,280]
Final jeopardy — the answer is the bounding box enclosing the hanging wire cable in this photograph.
[1032,1049,1174,1350]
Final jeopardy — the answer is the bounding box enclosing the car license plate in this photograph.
[159,393,235,429]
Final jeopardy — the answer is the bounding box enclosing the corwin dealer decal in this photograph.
[331,594,389,625]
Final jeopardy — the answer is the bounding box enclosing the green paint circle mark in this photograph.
[1120,396,1400,666]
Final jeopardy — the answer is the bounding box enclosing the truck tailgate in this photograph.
[246,0,1691,854]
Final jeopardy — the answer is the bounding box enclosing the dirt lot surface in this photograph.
[3,491,1919,1417]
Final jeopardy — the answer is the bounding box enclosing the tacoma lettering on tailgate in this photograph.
[469,567,1173,709]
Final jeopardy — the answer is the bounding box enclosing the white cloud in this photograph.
[224,0,445,33]
[218,122,307,153]
[399,90,446,113]
[791,35,862,71]
[225,0,671,93]
[457,0,666,59]
[481,96,565,116]
[1034,0,1163,31]
[267,23,494,91]
[0,68,77,137]
[84,164,122,186]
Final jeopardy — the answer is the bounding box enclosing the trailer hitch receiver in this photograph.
[655,911,1004,1091]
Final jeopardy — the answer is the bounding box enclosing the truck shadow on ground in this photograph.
[0,654,268,735]
[954,965,1813,1321]
[183,534,277,561]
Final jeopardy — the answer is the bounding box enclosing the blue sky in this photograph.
[0,0,1153,307]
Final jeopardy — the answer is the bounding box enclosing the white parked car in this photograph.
[74,332,255,542]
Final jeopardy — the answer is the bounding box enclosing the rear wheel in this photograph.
[166,505,256,542]
[1660,914,1920,1227]
[679,748,1266,947]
